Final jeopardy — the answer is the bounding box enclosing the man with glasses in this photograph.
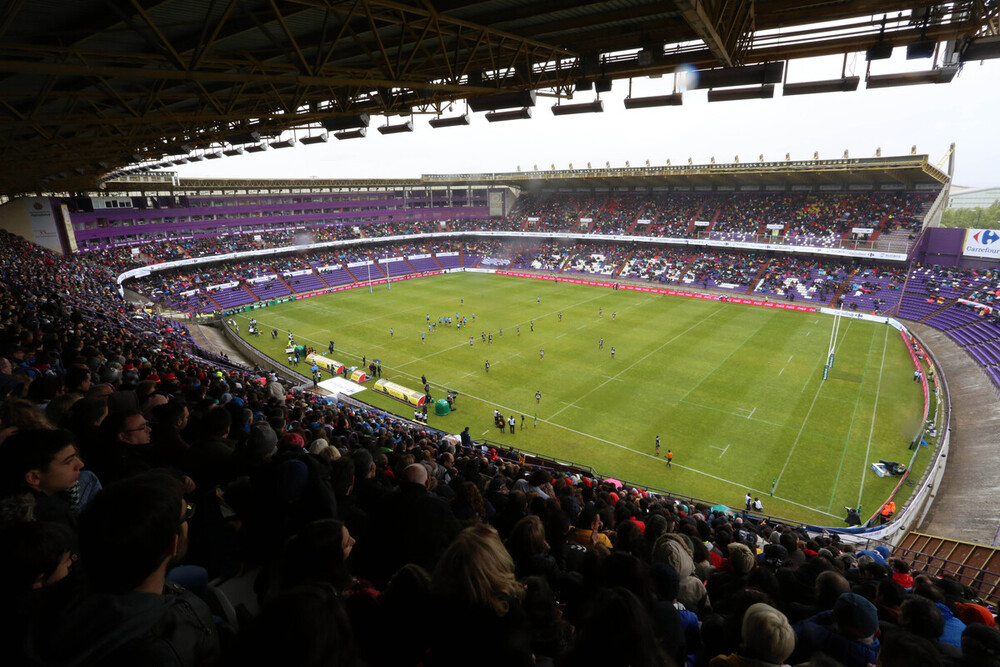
[88,409,154,484]
[22,472,220,666]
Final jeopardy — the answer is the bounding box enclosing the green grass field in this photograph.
[232,272,928,526]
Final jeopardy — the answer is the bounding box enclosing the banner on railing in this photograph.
[206,281,239,291]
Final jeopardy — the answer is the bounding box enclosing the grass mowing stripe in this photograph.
[547,303,726,421]
[774,316,854,493]
[823,323,881,512]
[857,326,891,508]
[677,306,772,403]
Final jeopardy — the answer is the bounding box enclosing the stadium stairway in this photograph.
[745,261,771,295]
[894,532,1000,606]
[205,291,223,312]
[891,268,916,316]
[683,206,703,236]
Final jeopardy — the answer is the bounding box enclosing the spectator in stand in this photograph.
[0,429,84,526]
[23,471,220,666]
[427,524,533,667]
[790,592,881,667]
[709,602,795,667]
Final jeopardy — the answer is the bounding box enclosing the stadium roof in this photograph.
[1,1,996,196]
[103,153,948,194]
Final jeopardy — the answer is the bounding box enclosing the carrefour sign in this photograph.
[963,228,1000,258]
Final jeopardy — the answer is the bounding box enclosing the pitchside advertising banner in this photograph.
[372,379,425,406]
[962,228,1000,259]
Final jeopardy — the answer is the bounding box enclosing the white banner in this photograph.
[379,257,405,263]
[527,217,540,222]
[852,227,874,234]
[283,269,312,277]
[766,224,785,230]
[580,217,593,223]
[636,219,651,225]
[437,251,459,257]
[348,260,373,267]
[246,275,277,284]
[694,220,711,227]
[408,254,430,260]
[317,264,341,272]
[963,228,1000,259]
[26,198,61,252]
[206,281,240,291]
[319,376,367,396]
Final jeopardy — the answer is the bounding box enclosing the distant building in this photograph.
[948,186,1000,210]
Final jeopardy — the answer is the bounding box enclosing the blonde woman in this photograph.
[428,524,532,666]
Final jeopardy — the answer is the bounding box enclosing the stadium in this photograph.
[2,2,1000,665]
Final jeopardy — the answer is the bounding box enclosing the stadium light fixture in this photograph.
[594,77,612,93]
[321,113,370,131]
[429,114,471,128]
[228,131,262,145]
[707,85,775,102]
[574,79,593,92]
[693,62,784,89]
[186,155,204,162]
[299,132,330,145]
[468,90,536,112]
[782,77,860,96]
[269,138,297,149]
[866,43,894,60]
[204,152,222,159]
[377,120,414,135]
[866,15,893,61]
[551,100,604,116]
[623,93,683,109]
[222,147,244,156]
[485,107,532,122]
[244,144,267,153]
[865,67,957,89]
[962,35,1000,61]
[907,39,937,60]
[334,128,367,140]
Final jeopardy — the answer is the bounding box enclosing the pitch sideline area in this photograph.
[233,272,926,525]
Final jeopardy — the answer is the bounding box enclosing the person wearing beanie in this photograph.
[790,591,880,667]
[709,602,795,666]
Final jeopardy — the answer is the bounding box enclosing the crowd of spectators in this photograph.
[620,247,693,283]
[565,244,632,275]
[2,226,999,666]
[641,194,704,238]
[713,194,804,236]
[753,258,851,302]
[685,252,769,290]
[591,196,643,235]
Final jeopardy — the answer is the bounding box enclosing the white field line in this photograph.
[547,304,726,421]
[857,328,890,507]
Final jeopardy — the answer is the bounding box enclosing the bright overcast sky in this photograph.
[171,52,1000,188]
